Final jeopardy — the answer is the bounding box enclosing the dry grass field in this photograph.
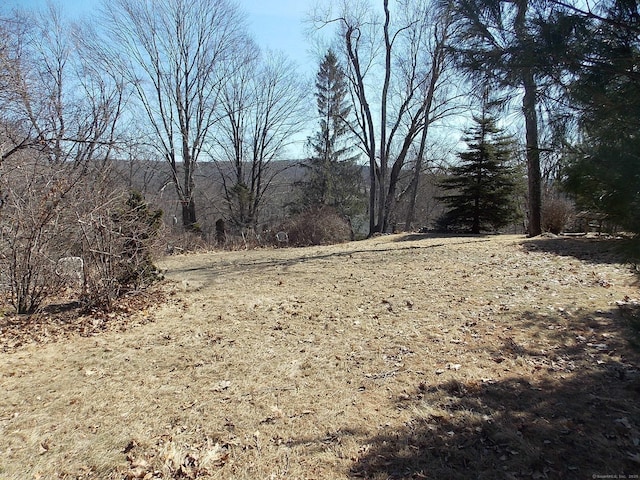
[1,233,640,479]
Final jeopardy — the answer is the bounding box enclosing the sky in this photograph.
[6,0,321,74]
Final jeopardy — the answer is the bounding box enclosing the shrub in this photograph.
[164,230,209,254]
[78,190,163,311]
[542,194,575,235]
[273,206,353,247]
[0,160,74,313]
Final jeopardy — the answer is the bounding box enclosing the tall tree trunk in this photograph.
[369,154,376,235]
[182,147,199,231]
[383,130,419,232]
[514,0,542,237]
[345,26,377,236]
[384,161,402,232]
[522,69,541,236]
[404,14,449,231]
[377,0,392,233]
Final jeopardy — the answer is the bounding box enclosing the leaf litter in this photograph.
[1,233,640,479]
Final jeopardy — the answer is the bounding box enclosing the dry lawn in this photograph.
[1,233,640,479]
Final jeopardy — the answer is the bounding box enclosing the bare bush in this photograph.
[272,206,352,247]
[0,7,130,313]
[217,229,263,251]
[164,230,209,255]
[0,150,165,314]
[542,193,575,235]
[77,189,162,311]
[0,159,78,313]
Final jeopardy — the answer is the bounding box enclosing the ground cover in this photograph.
[1,233,639,479]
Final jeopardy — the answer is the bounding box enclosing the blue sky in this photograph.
[6,0,319,73]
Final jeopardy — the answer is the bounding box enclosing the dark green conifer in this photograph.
[438,107,520,234]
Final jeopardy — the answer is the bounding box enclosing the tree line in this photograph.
[2,0,637,236]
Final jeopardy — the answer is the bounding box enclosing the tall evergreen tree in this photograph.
[437,108,520,234]
[563,0,640,233]
[299,49,364,218]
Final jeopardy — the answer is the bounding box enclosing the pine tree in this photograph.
[437,110,520,234]
[563,0,640,233]
[299,50,364,218]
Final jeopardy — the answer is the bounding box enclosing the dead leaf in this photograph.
[38,440,50,455]
[270,405,285,418]
[130,457,149,469]
[201,442,229,468]
[125,467,148,479]
[123,439,138,454]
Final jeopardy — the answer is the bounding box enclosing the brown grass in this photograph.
[1,234,640,479]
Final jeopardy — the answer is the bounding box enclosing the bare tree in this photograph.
[101,0,247,232]
[0,16,28,167]
[314,0,461,234]
[401,3,459,230]
[0,7,126,168]
[213,48,309,234]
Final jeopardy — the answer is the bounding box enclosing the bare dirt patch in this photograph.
[1,234,639,479]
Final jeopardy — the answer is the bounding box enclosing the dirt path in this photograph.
[1,234,639,479]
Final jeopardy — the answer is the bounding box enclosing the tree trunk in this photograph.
[472,190,480,234]
[369,155,377,235]
[383,130,417,232]
[182,141,199,231]
[405,125,428,230]
[345,25,377,237]
[404,19,448,230]
[522,69,541,237]
[377,0,392,234]
[384,166,401,233]
[182,197,198,232]
[514,0,542,237]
